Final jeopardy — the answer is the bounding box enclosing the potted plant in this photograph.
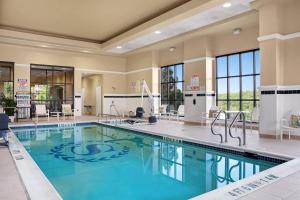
[3,98,16,122]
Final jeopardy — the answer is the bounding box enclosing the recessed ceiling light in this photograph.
[223,2,231,8]
[40,45,48,48]
[116,46,122,49]
[155,30,161,34]
[82,50,90,53]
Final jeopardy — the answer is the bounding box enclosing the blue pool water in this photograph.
[14,124,280,200]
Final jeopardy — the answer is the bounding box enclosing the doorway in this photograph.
[81,74,102,116]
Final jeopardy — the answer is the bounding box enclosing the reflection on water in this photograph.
[15,125,277,200]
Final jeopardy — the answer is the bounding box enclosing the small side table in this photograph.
[51,112,61,121]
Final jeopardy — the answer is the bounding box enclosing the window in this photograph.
[0,62,14,104]
[160,142,184,182]
[161,63,184,110]
[30,64,74,112]
[216,49,260,119]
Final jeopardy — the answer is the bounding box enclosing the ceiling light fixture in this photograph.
[233,28,242,35]
[40,45,48,48]
[223,2,232,8]
[82,50,90,53]
[116,46,122,49]
[155,30,161,34]
[169,47,176,52]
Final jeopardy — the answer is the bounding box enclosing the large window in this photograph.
[30,64,74,112]
[0,62,14,104]
[161,63,184,110]
[216,49,260,119]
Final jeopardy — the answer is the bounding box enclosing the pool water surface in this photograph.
[14,124,279,200]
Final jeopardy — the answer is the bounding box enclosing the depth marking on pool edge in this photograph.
[15,155,24,160]
[227,174,279,198]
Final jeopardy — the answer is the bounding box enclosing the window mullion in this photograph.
[239,53,242,112]
[227,56,229,110]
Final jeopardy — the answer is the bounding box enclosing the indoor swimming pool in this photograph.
[13,123,282,200]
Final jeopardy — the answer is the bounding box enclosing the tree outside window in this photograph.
[216,49,260,120]
[161,64,184,110]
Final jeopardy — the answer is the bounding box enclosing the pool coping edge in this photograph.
[8,131,62,200]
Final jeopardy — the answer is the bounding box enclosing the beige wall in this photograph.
[283,38,300,85]
[0,43,127,95]
[1,27,262,98]
[159,43,184,67]
[127,70,153,94]
[258,0,300,86]
[184,61,206,89]
[126,51,155,94]
[184,36,212,60]
[126,52,153,71]
[212,27,259,57]
[124,27,260,94]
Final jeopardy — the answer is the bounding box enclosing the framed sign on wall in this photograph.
[16,78,29,92]
[190,75,199,91]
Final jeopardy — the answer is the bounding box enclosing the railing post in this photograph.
[211,110,225,143]
[228,111,247,146]
[224,116,228,143]
[242,112,246,146]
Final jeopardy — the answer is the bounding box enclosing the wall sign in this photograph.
[190,75,200,91]
[16,78,29,92]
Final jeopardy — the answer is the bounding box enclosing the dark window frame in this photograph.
[216,49,260,114]
[30,64,74,112]
[0,61,14,100]
[160,63,184,110]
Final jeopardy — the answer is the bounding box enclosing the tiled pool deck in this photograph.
[2,116,300,200]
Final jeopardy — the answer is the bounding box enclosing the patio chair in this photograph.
[0,113,10,145]
[158,105,169,119]
[35,104,50,123]
[169,105,184,121]
[279,115,300,140]
[201,105,222,126]
[62,104,76,120]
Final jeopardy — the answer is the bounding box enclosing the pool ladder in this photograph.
[211,110,246,146]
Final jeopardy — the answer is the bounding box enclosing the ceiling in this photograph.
[0,0,190,42]
[0,0,258,55]
[106,0,255,53]
[127,11,259,55]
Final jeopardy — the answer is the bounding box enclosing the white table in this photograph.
[50,112,61,121]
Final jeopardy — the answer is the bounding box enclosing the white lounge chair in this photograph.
[35,104,49,123]
[62,104,76,120]
[158,105,169,119]
[280,115,300,140]
[201,105,222,126]
[170,105,184,121]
